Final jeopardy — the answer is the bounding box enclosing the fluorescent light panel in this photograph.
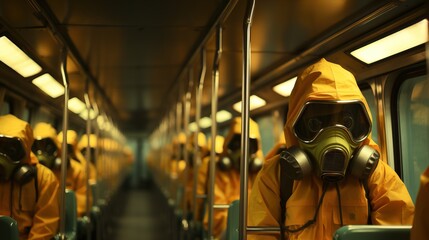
[189,122,197,132]
[32,73,64,98]
[199,117,212,129]
[216,110,232,123]
[233,95,266,113]
[351,19,428,64]
[273,76,297,97]
[79,109,97,120]
[0,36,42,77]
[68,97,86,114]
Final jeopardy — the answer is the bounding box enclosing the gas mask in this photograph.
[0,135,35,184]
[218,134,263,173]
[282,101,379,182]
[32,138,61,169]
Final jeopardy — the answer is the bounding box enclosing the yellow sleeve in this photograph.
[70,160,90,217]
[369,160,415,225]
[411,166,429,240]
[29,164,60,240]
[248,156,282,240]
[203,171,228,238]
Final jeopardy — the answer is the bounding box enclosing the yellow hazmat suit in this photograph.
[0,114,59,239]
[34,123,89,217]
[248,59,414,240]
[195,135,224,221]
[58,130,97,184]
[411,166,429,240]
[204,117,264,238]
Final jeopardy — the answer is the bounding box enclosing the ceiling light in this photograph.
[351,19,428,64]
[199,117,212,129]
[233,95,266,113]
[68,97,86,114]
[32,73,64,98]
[0,36,42,77]
[189,122,197,132]
[79,109,97,120]
[273,76,297,97]
[216,110,232,123]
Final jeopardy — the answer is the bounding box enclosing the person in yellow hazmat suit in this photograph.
[58,130,97,183]
[411,165,429,240]
[0,114,59,239]
[78,133,98,168]
[195,135,224,223]
[33,123,89,217]
[248,58,415,240]
[204,117,264,239]
[178,132,209,218]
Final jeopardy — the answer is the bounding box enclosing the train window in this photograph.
[22,107,31,122]
[0,100,10,115]
[361,87,379,144]
[397,74,428,202]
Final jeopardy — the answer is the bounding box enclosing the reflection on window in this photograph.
[361,87,379,144]
[398,74,429,202]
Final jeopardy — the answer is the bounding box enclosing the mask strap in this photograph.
[285,181,329,233]
[335,182,344,226]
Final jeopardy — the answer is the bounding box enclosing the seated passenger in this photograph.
[0,114,59,239]
[411,165,429,240]
[248,58,415,240]
[33,123,89,217]
[204,117,264,238]
[78,133,98,168]
[195,135,224,222]
[58,130,97,183]
[178,132,209,216]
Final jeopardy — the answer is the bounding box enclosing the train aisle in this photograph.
[108,179,176,240]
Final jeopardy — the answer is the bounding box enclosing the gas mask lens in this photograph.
[227,134,258,155]
[293,101,371,143]
[0,136,26,162]
[32,138,58,157]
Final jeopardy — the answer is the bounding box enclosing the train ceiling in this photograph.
[0,0,426,134]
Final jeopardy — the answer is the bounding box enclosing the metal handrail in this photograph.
[208,25,222,239]
[239,0,256,239]
[192,49,206,222]
[58,47,69,240]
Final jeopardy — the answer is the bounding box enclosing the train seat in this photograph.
[55,189,78,240]
[333,225,412,240]
[0,215,19,240]
[226,200,240,240]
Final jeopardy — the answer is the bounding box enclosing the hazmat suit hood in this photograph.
[284,58,380,154]
[78,134,97,150]
[0,114,38,165]
[223,117,262,155]
[219,117,264,172]
[33,123,61,150]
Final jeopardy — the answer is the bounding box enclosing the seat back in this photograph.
[226,200,240,240]
[333,225,412,240]
[65,189,78,240]
[0,215,19,240]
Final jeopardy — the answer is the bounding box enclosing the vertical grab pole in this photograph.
[182,68,193,235]
[84,91,92,240]
[208,25,222,239]
[239,0,255,239]
[192,49,206,221]
[59,47,69,240]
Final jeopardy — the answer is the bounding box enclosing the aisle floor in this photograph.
[108,182,176,240]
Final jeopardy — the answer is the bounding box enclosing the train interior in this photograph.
[0,0,428,239]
